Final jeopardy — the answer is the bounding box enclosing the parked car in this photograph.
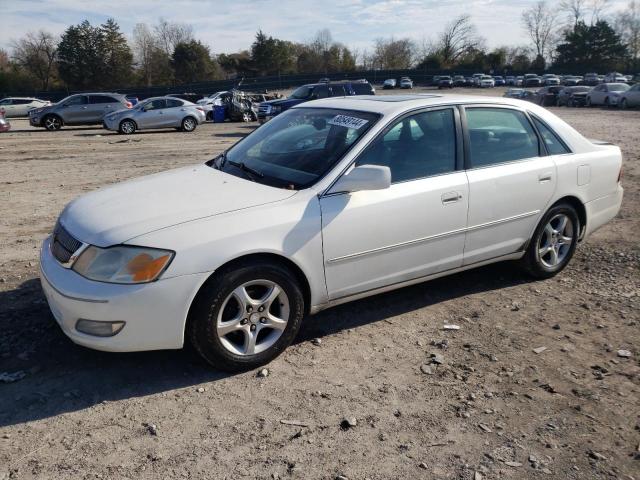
[438,76,453,89]
[586,83,630,107]
[102,97,205,134]
[479,75,495,88]
[383,78,397,89]
[542,74,561,86]
[503,88,525,98]
[604,72,627,83]
[166,93,205,103]
[524,74,542,87]
[515,76,525,86]
[257,80,375,123]
[29,93,132,130]
[399,77,413,89]
[0,110,10,132]
[197,91,228,105]
[618,83,640,109]
[0,97,50,117]
[534,86,564,106]
[453,75,466,87]
[125,96,139,106]
[583,73,600,86]
[472,73,485,86]
[520,90,538,102]
[197,91,229,120]
[562,76,583,86]
[40,94,624,371]
[464,77,475,86]
[556,86,592,107]
[493,76,506,86]
[505,76,516,86]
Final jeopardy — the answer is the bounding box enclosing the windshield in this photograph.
[213,107,379,189]
[289,86,312,99]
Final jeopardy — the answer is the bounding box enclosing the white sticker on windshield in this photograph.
[328,114,369,130]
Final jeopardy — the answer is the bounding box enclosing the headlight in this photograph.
[72,245,174,284]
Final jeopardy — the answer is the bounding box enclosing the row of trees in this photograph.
[1,2,638,94]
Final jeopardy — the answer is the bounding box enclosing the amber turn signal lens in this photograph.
[126,253,172,282]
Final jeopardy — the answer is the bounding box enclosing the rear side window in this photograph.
[466,108,539,167]
[65,95,88,105]
[352,83,373,95]
[330,85,346,97]
[355,108,456,183]
[532,117,570,155]
[13,99,32,105]
[89,95,118,104]
[166,99,184,108]
[312,85,329,99]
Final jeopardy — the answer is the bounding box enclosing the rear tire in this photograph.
[188,261,305,372]
[182,116,197,132]
[43,115,62,131]
[118,119,136,134]
[521,203,580,279]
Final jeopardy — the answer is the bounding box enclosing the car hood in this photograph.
[60,164,296,247]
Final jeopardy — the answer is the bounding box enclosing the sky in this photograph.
[0,0,630,55]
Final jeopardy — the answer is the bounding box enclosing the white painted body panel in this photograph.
[40,95,624,352]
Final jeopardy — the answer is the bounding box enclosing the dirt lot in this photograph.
[0,88,639,480]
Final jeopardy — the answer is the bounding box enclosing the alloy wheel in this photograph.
[183,118,196,131]
[216,280,290,356]
[44,116,61,131]
[538,213,574,268]
[120,120,135,134]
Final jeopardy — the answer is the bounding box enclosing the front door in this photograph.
[462,106,557,265]
[320,107,469,300]
[137,99,167,129]
[61,95,89,124]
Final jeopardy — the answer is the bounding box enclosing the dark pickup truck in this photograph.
[257,80,374,123]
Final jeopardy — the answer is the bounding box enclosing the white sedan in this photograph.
[0,97,50,117]
[40,95,623,371]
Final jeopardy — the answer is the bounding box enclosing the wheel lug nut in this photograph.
[258,306,264,312]
[246,306,253,313]
[260,317,266,323]
[241,318,248,325]
[250,324,256,331]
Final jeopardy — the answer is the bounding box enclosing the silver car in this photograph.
[619,83,640,109]
[103,97,206,134]
[29,93,131,130]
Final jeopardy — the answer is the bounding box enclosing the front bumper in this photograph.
[102,117,120,131]
[39,236,209,352]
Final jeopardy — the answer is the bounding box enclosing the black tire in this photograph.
[604,97,610,108]
[182,116,197,132]
[620,99,628,110]
[118,119,136,134]
[586,97,592,107]
[521,203,580,279]
[188,260,305,372]
[43,114,62,131]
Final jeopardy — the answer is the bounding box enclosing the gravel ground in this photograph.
[0,87,638,480]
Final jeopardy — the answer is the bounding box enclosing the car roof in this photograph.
[3,97,39,100]
[293,94,545,116]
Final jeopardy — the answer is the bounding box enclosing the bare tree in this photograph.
[521,1,558,60]
[154,18,194,56]
[616,1,640,67]
[132,23,157,86]
[589,0,610,24]
[0,49,9,71]
[311,29,333,53]
[437,15,484,65]
[11,31,58,90]
[372,37,415,69]
[559,0,587,25]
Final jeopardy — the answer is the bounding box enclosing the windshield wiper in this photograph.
[227,160,264,181]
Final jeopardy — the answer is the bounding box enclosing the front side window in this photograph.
[215,107,379,189]
[355,109,456,183]
[0,99,11,105]
[289,86,312,99]
[64,95,87,106]
[532,117,570,155]
[143,99,166,110]
[466,108,539,167]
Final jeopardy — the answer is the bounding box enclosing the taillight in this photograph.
[125,101,133,108]
[196,107,204,112]
[618,166,623,183]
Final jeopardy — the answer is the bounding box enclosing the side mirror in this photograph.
[328,165,391,194]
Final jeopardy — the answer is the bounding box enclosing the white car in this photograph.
[479,75,495,88]
[586,83,630,107]
[40,95,624,371]
[0,97,50,117]
[399,77,413,89]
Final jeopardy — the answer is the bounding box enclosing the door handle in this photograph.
[441,191,462,204]
[538,172,553,182]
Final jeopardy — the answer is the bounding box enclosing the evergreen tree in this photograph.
[555,21,628,71]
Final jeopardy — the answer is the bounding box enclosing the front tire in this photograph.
[182,116,197,132]
[43,115,62,131]
[119,119,136,134]
[620,99,628,110]
[188,261,305,372]
[521,203,580,279]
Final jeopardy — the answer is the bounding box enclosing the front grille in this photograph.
[258,104,270,115]
[51,223,82,264]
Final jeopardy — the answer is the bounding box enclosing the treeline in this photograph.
[0,1,638,93]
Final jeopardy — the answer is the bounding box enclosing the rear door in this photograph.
[163,98,185,127]
[462,106,556,265]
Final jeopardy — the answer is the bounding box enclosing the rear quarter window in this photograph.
[531,116,570,155]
